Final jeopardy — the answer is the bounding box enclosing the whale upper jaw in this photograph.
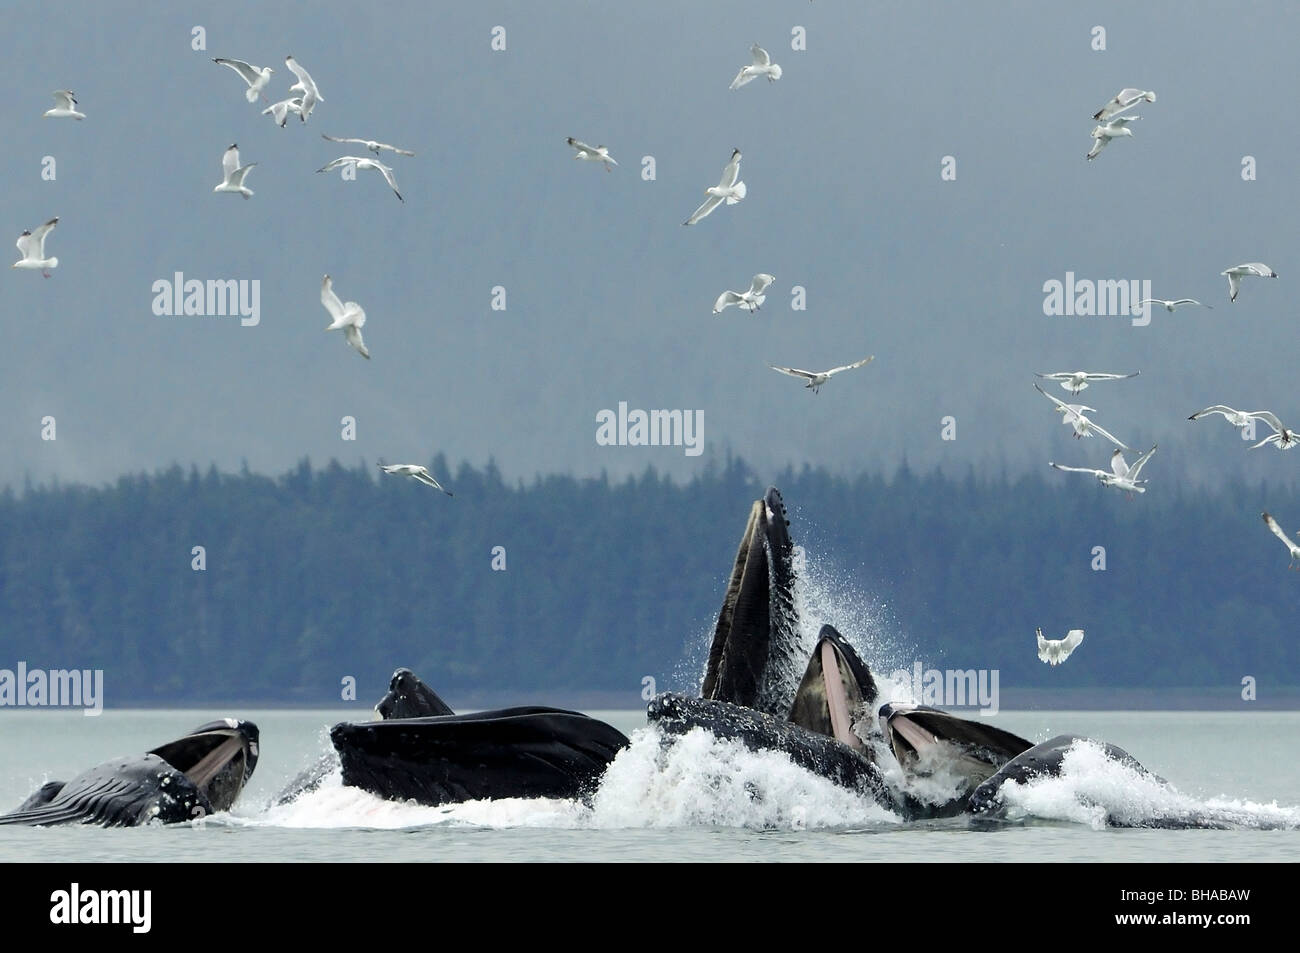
[701,486,799,716]
[149,719,260,813]
[375,667,455,719]
[786,625,878,750]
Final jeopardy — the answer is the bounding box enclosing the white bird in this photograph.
[213,144,255,199]
[317,156,403,202]
[263,97,303,127]
[1221,263,1277,302]
[321,274,369,359]
[42,90,84,120]
[1034,370,1139,395]
[323,134,415,157]
[1049,445,1157,496]
[1135,297,1212,314]
[1244,411,1300,450]
[284,55,323,121]
[713,274,775,313]
[768,357,874,394]
[213,58,273,102]
[1036,628,1085,666]
[1087,116,1139,160]
[1188,405,1272,431]
[379,464,452,496]
[729,44,783,89]
[1093,88,1156,121]
[12,218,59,277]
[1261,512,1300,569]
[565,137,616,171]
[1034,384,1131,448]
[683,149,745,226]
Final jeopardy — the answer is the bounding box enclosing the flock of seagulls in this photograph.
[1086,88,1154,161]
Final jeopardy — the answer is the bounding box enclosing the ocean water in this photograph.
[0,708,1297,862]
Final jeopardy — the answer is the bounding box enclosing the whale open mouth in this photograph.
[878,704,1031,793]
[149,720,260,813]
[787,625,877,751]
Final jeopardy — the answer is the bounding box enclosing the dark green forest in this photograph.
[1,455,1297,705]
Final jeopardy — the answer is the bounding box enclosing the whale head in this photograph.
[148,718,260,813]
[786,625,878,750]
[376,668,456,719]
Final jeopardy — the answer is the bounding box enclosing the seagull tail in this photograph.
[245,87,259,103]
[46,257,58,269]
[770,64,783,80]
[728,180,747,203]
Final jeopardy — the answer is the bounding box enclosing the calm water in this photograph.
[0,708,1297,861]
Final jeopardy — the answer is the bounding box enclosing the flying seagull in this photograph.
[12,218,59,277]
[213,144,255,199]
[1087,116,1139,161]
[317,156,403,202]
[321,274,369,359]
[713,273,775,313]
[379,464,452,496]
[1036,628,1084,666]
[43,90,84,120]
[730,44,783,89]
[1034,370,1139,395]
[285,56,323,121]
[1093,88,1156,121]
[1049,445,1157,496]
[565,137,616,171]
[1033,384,1131,448]
[1188,405,1273,431]
[263,97,303,127]
[1221,263,1277,302]
[683,149,745,225]
[213,58,273,102]
[1135,297,1212,313]
[1261,512,1300,569]
[1244,411,1300,450]
[323,134,415,157]
[769,356,874,394]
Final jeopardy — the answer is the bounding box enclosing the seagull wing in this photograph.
[769,365,817,381]
[823,356,875,377]
[1085,418,1131,450]
[344,324,370,359]
[1243,262,1276,277]
[1049,463,1106,478]
[749,273,775,297]
[714,290,742,312]
[373,161,403,201]
[1034,382,1071,412]
[229,163,256,187]
[684,194,723,225]
[1263,512,1297,550]
[729,66,755,90]
[51,89,78,110]
[718,150,742,188]
[317,156,357,174]
[323,134,366,146]
[1062,630,1084,655]
[221,146,240,178]
[566,137,595,154]
[1248,410,1285,433]
[321,276,347,323]
[1170,298,1208,307]
[1082,372,1139,382]
[214,58,262,87]
[1127,445,1158,480]
[28,218,58,257]
[1189,405,1240,421]
[751,45,771,66]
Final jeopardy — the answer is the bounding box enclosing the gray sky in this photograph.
[5,0,1298,490]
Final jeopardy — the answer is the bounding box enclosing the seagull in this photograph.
[729,44,783,89]
[317,157,403,202]
[1188,405,1273,431]
[1036,628,1084,666]
[213,144,255,199]
[321,274,369,359]
[323,134,415,157]
[42,90,84,120]
[213,58,273,102]
[713,274,775,313]
[683,149,745,225]
[1244,411,1300,450]
[379,464,452,496]
[1092,88,1156,121]
[1049,445,1157,496]
[1221,263,1277,302]
[1034,371,1139,395]
[285,56,323,121]
[263,97,303,127]
[1087,116,1139,160]
[1261,513,1300,569]
[565,137,616,171]
[12,218,59,277]
[1034,384,1132,448]
[768,357,874,394]
[1135,298,1212,313]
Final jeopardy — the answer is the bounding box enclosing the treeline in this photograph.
[1,456,1296,704]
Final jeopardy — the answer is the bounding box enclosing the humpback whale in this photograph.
[878,703,1033,800]
[0,719,259,827]
[315,668,629,807]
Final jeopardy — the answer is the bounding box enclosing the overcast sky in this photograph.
[4,0,1298,491]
